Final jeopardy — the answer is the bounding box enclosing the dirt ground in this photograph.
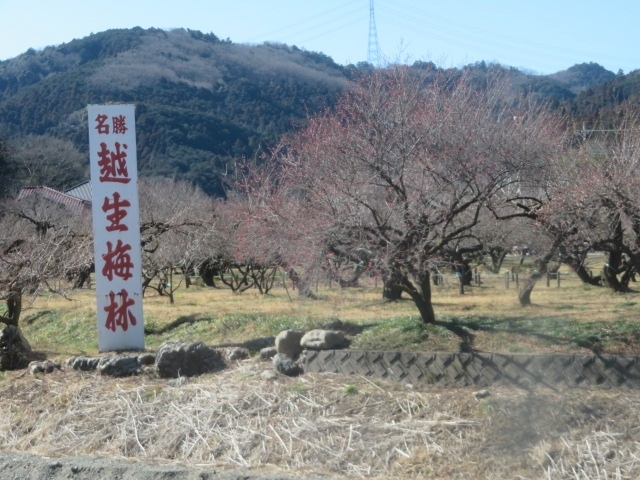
[0,452,334,479]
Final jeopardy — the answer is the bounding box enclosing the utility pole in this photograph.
[368,0,382,67]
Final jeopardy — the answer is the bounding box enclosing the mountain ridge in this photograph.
[0,27,631,197]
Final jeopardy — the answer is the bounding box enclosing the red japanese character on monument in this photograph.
[112,115,128,134]
[102,192,130,231]
[104,289,137,332]
[98,142,131,183]
[102,239,134,281]
[94,114,110,134]
[89,104,143,350]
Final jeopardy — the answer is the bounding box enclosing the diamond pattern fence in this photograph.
[302,350,640,388]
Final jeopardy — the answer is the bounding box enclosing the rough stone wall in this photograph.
[303,350,640,388]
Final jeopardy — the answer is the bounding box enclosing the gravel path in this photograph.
[0,453,336,480]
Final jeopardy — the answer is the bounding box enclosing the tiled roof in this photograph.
[64,181,92,202]
[17,186,92,215]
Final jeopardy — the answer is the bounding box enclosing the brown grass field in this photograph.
[3,257,640,479]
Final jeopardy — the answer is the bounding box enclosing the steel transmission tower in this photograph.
[368,0,382,66]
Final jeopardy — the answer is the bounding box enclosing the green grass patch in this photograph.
[615,300,637,308]
[350,315,459,351]
[344,385,358,395]
[21,309,98,355]
[476,398,495,416]
[143,312,324,350]
[552,304,575,310]
[288,383,309,395]
[441,314,640,352]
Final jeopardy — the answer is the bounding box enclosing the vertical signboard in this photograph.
[88,104,144,351]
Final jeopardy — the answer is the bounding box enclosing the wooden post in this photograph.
[505,272,510,288]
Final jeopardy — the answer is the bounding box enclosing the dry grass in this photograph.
[1,362,640,479]
[5,258,640,478]
[19,258,640,357]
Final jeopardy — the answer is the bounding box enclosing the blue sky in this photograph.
[1,0,638,75]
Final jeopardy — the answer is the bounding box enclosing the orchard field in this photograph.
[19,253,640,359]
[3,254,640,480]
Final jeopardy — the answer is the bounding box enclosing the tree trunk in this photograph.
[382,274,403,301]
[601,217,631,293]
[460,261,473,286]
[2,288,22,326]
[519,247,559,306]
[198,258,220,288]
[399,272,436,324]
[518,271,543,306]
[250,265,278,295]
[601,261,629,292]
[184,264,193,289]
[620,264,636,287]
[167,269,175,305]
[454,261,471,294]
[287,268,317,299]
[562,253,601,286]
[331,262,365,288]
[489,247,508,274]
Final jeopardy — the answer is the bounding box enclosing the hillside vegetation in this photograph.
[0,28,347,196]
[0,27,634,196]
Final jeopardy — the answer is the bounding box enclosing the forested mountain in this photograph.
[0,28,347,196]
[0,27,634,197]
[549,62,616,94]
[562,69,640,126]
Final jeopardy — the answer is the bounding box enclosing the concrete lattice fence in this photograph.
[303,350,640,388]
